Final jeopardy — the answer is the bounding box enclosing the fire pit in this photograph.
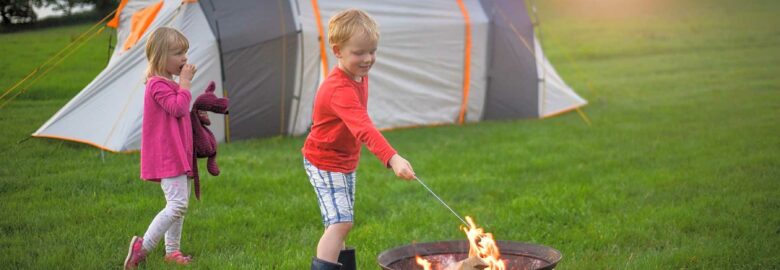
[377,240,561,270]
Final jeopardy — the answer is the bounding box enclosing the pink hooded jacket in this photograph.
[140,76,193,181]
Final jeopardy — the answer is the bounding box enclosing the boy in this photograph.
[302,8,416,270]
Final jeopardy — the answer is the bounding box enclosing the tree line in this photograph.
[1,0,117,25]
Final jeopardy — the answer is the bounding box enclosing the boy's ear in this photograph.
[331,44,342,58]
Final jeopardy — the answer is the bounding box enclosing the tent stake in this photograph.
[16,136,30,144]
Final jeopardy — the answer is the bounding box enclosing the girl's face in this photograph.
[164,46,188,78]
[335,33,377,81]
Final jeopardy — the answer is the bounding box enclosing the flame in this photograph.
[463,216,505,270]
[416,256,433,270]
[415,216,505,270]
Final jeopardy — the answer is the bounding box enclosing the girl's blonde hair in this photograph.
[145,27,189,79]
[328,9,379,47]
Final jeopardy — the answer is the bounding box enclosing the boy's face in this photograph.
[334,33,377,81]
[165,46,188,77]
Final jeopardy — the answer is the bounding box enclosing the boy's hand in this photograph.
[389,154,415,180]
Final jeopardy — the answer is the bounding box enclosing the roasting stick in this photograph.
[414,176,469,227]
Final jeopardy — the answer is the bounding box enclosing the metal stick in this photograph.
[414,176,469,226]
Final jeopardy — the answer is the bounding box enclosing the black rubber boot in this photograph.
[311,257,342,270]
[337,247,356,270]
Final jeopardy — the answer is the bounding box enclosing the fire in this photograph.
[463,216,505,270]
[416,256,433,270]
[416,216,505,270]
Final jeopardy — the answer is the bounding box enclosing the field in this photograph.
[1,0,778,269]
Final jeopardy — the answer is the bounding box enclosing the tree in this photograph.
[0,0,37,24]
[1,0,116,25]
[91,0,116,14]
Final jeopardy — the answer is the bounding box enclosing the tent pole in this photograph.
[527,0,549,118]
[212,18,230,143]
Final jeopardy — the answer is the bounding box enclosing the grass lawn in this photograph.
[1,0,779,269]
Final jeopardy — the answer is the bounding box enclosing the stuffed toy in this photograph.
[190,81,229,200]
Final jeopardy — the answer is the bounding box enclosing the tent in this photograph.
[33,0,587,152]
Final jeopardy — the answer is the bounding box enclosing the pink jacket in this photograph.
[140,76,193,181]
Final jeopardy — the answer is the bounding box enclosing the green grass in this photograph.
[1,0,779,269]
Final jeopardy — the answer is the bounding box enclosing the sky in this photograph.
[34,4,94,19]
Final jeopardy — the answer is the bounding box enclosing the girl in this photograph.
[124,26,197,269]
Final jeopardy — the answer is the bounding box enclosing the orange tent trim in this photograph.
[310,0,329,78]
[122,1,164,51]
[31,134,138,154]
[456,0,472,124]
[106,0,129,28]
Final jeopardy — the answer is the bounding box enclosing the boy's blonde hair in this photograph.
[328,9,380,47]
[145,27,189,79]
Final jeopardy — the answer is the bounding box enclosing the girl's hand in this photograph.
[389,154,415,180]
[180,64,197,81]
[179,64,197,90]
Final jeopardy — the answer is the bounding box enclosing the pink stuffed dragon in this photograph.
[190,81,229,200]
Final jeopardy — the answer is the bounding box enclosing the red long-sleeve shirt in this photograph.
[302,67,397,173]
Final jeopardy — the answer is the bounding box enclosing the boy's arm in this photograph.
[150,81,192,118]
[331,86,397,166]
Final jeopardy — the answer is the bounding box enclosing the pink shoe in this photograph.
[164,250,193,265]
[123,236,146,269]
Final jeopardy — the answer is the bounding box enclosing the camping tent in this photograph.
[33,0,587,152]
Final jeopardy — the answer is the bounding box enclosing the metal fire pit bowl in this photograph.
[377,240,561,270]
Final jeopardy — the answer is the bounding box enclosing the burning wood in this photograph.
[416,216,506,270]
[415,255,487,270]
[416,256,433,269]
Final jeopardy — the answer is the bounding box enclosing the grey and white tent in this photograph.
[34,0,586,152]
